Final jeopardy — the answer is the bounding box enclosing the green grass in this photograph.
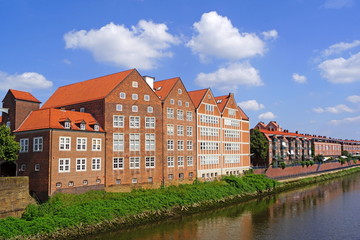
[0,174,278,240]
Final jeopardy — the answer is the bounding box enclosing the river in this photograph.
[83,173,360,240]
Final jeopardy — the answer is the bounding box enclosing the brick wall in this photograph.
[0,177,35,219]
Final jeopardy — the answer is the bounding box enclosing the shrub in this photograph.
[280,162,286,169]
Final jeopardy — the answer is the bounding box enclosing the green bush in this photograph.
[280,162,286,169]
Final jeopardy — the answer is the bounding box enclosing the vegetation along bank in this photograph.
[1,168,360,240]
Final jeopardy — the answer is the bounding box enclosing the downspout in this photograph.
[161,101,165,187]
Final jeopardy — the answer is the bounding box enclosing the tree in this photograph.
[250,129,269,166]
[0,124,20,162]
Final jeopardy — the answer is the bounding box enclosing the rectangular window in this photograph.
[187,140,193,150]
[200,127,219,137]
[200,115,219,124]
[113,157,124,169]
[177,156,184,167]
[177,125,184,136]
[147,106,153,113]
[130,157,140,169]
[120,92,126,99]
[199,142,219,150]
[205,104,214,112]
[187,156,193,166]
[76,158,86,171]
[145,117,155,128]
[20,138,29,152]
[92,158,101,170]
[168,174,174,180]
[113,133,124,151]
[229,109,236,116]
[167,157,174,167]
[33,137,43,152]
[177,140,184,150]
[145,156,155,168]
[92,138,101,151]
[116,104,122,111]
[59,158,70,172]
[76,138,87,151]
[129,116,140,128]
[167,108,174,118]
[224,119,240,127]
[132,94,138,100]
[130,134,140,151]
[167,124,174,135]
[144,95,150,101]
[132,81,138,88]
[200,155,220,165]
[113,115,124,128]
[186,126,193,136]
[224,155,240,164]
[177,110,183,120]
[145,134,155,151]
[132,105,138,112]
[167,140,174,150]
[34,164,40,171]
[59,137,71,151]
[186,111,193,121]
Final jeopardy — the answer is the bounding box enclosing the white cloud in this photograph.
[187,11,266,62]
[323,0,354,9]
[258,112,277,120]
[195,62,263,91]
[238,100,265,111]
[262,30,278,40]
[321,40,360,57]
[0,71,53,91]
[313,104,354,114]
[64,21,179,70]
[292,73,307,83]
[62,59,72,64]
[346,95,360,103]
[318,52,360,83]
[329,115,360,125]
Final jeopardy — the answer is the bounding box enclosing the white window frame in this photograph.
[132,81,138,88]
[129,116,140,128]
[33,137,43,152]
[144,95,150,101]
[167,140,174,150]
[177,110,183,120]
[116,104,123,111]
[92,138,101,151]
[186,111,193,121]
[145,156,155,168]
[59,158,70,173]
[145,117,155,128]
[130,133,140,151]
[34,164,40,171]
[120,92,126,99]
[177,140,184,151]
[92,158,101,171]
[187,140,193,150]
[113,157,124,169]
[177,156,184,167]
[167,108,174,118]
[76,137,87,151]
[59,137,71,151]
[132,94,138,100]
[113,133,124,151]
[76,158,86,172]
[147,106,153,113]
[177,125,184,136]
[178,100,182,106]
[132,105,138,112]
[130,157,140,169]
[113,115,124,128]
[20,138,29,153]
[64,121,71,129]
[186,126,193,136]
[145,134,155,151]
[187,156,193,166]
[167,157,174,167]
[167,124,174,135]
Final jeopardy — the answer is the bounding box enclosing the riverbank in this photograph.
[2,168,360,240]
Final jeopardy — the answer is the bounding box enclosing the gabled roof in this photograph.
[7,89,41,103]
[153,77,179,100]
[259,129,308,139]
[214,95,229,112]
[237,106,249,121]
[188,89,208,108]
[14,108,104,132]
[42,69,135,109]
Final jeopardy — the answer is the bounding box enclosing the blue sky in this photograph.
[1,0,360,140]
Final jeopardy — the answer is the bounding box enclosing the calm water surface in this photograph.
[83,173,360,240]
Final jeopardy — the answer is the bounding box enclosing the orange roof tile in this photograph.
[214,95,229,112]
[188,89,208,108]
[9,89,41,103]
[153,77,179,100]
[42,69,134,109]
[259,129,310,139]
[0,116,2,123]
[15,108,104,132]
[237,106,249,121]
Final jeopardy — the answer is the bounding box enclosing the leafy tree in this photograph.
[250,129,269,165]
[0,124,20,162]
[341,150,351,158]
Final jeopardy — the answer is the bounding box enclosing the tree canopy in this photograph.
[250,129,269,165]
[0,124,20,162]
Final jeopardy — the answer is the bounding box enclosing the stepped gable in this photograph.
[42,69,135,109]
[188,88,208,108]
[14,108,104,132]
[6,89,40,103]
[153,77,179,100]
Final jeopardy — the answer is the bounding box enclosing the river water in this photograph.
[84,173,360,240]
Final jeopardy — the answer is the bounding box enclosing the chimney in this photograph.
[143,76,155,90]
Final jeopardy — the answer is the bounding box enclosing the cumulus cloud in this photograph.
[258,112,277,120]
[323,0,354,9]
[346,95,360,103]
[64,21,179,70]
[0,71,53,91]
[313,104,354,114]
[329,115,360,125]
[321,40,360,57]
[187,11,266,62]
[238,100,265,111]
[292,73,307,83]
[262,30,278,40]
[318,52,360,83]
[195,62,263,91]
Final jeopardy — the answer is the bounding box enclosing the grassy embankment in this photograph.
[1,167,360,240]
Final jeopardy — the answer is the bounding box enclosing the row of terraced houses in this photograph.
[0,69,251,201]
[253,121,360,167]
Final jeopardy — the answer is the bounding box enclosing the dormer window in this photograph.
[64,121,71,129]
[94,124,99,131]
[156,86,162,91]
[80,123,86,130]
[216,99,222,103]
[80,107,85,112]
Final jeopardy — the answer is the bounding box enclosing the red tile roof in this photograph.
[153,77,179,100]
[0,116,2,123]
[15,108,104,132]
[214,95,229,112]
[238,106,249,121]
[9,89,41,103]
[42,69,134,109]
[188,89,208,108]
[259,129,309,139]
